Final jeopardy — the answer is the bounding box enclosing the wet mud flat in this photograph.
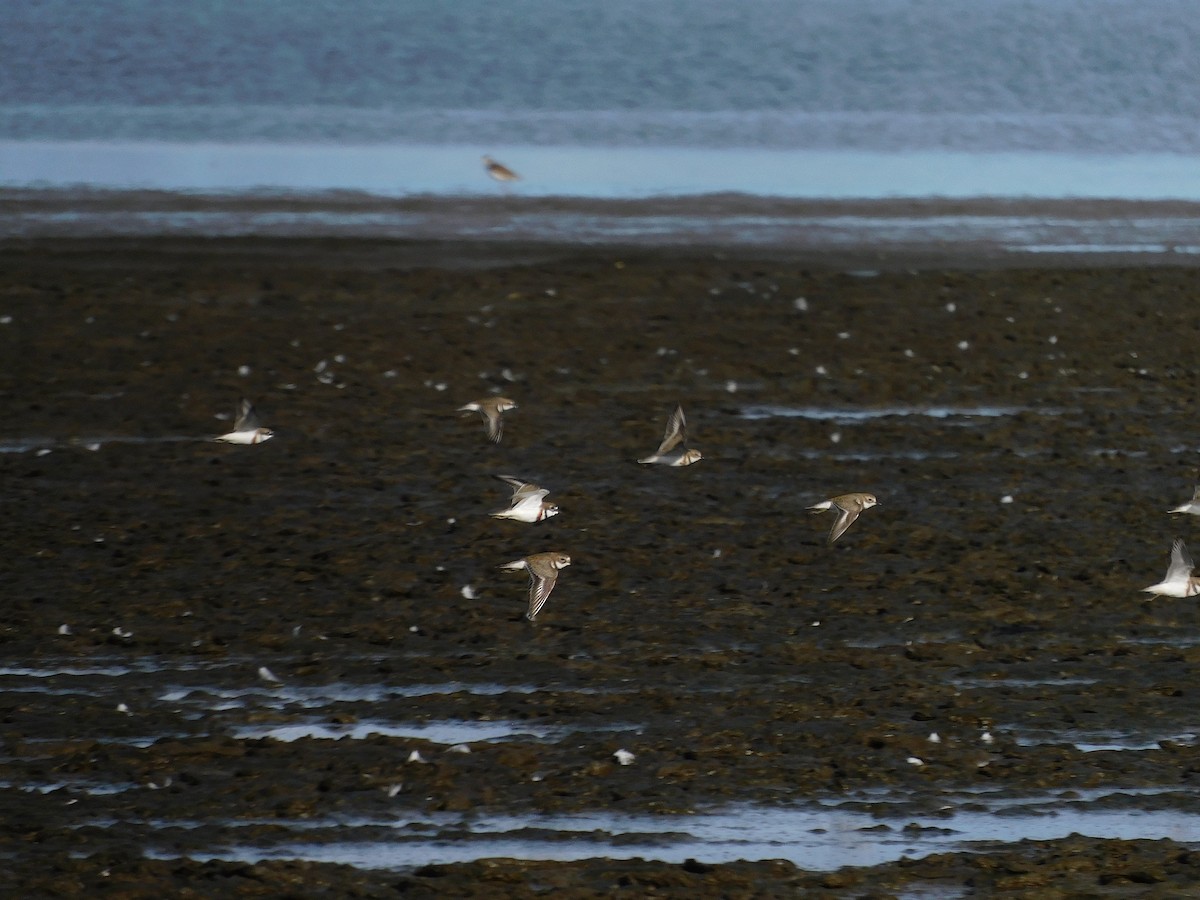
[4,238,1200,896]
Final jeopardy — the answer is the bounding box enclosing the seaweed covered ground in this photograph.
[3,238,1200,897]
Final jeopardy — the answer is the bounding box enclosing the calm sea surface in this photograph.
[4,0,1200,246]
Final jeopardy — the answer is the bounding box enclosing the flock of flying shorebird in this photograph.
[212,385,1199,616]
[218,156,1199,614]
[456,397,880,620]
[456,394,1200,615]
[210,395,880,621]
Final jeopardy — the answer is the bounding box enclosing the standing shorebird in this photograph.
[638,404,702,466]
[483,155,520,184]
[459,396,517,443]
[212,398,274,445]
[1143,538,1200,599]
[808,492,879,543]
[490,475,560,523]
[500,552,571,620]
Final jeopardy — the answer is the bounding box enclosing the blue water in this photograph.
[5,0,1200,247]
[7,0,1200,148]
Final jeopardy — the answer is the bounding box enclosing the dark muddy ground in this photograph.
[4,238,1200,897]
